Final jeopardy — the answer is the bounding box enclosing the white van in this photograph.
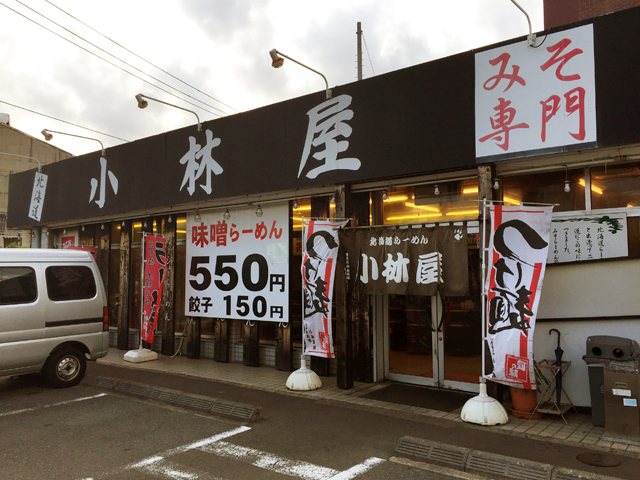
[0,248,109,387]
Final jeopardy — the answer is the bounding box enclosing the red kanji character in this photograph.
[539,87,586,142]
[192,224,209,247]
[565,86,586,140]
[268,220,283,239]
[254,221,268,240]
[478,97,529,151]
[540,94,561,142]
[540,38,583,81]
[229,223,240,242]
[209,224,216,244]
[483,53,526,92]
[214,221,228,246]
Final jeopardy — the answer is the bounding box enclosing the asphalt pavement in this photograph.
[84,360,640,480]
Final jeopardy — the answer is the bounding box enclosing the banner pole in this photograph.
[481,198,488,380]
[139,232,146,350]
[123,231,158,363]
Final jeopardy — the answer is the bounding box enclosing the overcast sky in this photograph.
[0,0,543,156]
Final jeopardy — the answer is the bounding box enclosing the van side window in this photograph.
[45,266,97,301]
[0,267,38,305]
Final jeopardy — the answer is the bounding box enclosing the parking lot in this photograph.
[0,375,469,480]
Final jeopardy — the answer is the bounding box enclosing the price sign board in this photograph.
[185,204,289,322]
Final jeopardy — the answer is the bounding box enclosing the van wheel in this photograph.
[44,348,86,388]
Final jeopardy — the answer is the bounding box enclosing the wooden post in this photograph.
[334,185,354,389]
[116,224,131,350]
[276,322,292,371]
[213,319,229,362]
[276,203,294,371]
[95,226,110,295]
[160,217,176,356]
[186,318,201,358]
[243,322,259,367]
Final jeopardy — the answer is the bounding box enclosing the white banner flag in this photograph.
[302,219,348,358]
[485,204,553,389]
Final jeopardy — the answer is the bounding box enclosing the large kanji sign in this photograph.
[476,24,596,159]
[340,226,469,297]
[185,204,289,322]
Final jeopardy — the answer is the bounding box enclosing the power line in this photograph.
[45,0,237,113]
[362,31,376,76]
[0,1,221,118]
[11,0,229,117]
[0,99,130,142]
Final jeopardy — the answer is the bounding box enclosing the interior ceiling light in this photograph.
[434,184,440,196]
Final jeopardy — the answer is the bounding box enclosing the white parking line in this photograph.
[200,441,338,479]
[126,425,386,480]
[326,457,386,480]
[0,393,108,417]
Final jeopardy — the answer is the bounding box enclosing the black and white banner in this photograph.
[185,204,289,322]
[485,204,553,389]
[302,219,348,358]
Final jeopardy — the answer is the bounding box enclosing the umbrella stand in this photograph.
[549,328,564,406]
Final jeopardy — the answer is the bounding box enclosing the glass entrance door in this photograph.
[385,291,482,391]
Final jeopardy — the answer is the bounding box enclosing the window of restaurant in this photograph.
[174,215,188,336]
[500,168,586,211]
[590,162,640,210]
[381,179,480,225]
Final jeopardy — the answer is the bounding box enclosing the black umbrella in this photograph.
[549,328,563,405]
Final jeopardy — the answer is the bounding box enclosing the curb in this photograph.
[396,436,625,480]
[84,375,261,422]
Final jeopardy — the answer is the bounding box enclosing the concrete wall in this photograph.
[535,258,640,406]
[0,121,71,247]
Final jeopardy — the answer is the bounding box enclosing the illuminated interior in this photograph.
[382,179,479,225]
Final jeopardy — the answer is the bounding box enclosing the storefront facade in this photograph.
[8,7,640,406]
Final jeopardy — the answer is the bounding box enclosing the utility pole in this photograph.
[356,21,363,80]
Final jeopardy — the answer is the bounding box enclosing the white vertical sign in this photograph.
[28,171,47,221]
[185,204,289,322]
[476,24,596,158]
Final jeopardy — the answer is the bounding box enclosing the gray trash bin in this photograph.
[604,360,640,439]
[583,335,640,427]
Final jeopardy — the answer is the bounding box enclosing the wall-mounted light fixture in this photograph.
[223,208,231,220]
[255,205,264,217]
[493,178,501,190]
[269,48,332,99]
[382,190,389,201]
[434,184,440,196]
[292,199,299,209]
[564,165,571,193]
[135,93,202,132]
[509,0,537,47]
[194,210,201,222]
[41,129,106,156]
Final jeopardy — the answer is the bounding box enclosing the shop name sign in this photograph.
[548,214,628,264]
[185,204,289,321]
[475,24,596,159]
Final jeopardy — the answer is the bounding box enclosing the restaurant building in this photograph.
[8,6,640,407]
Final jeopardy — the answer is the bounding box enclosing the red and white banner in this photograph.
[485,205,553,389]
[141,234,167,344]
[302,219,348,358]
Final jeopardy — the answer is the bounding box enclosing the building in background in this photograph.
[544,0,640,28]
[0,115,71,247]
